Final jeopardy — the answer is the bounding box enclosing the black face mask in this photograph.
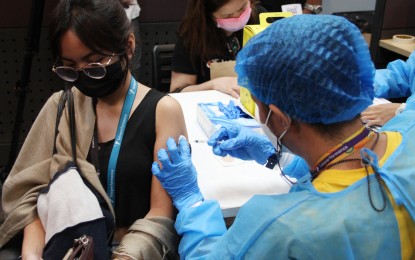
[73,61,126,98]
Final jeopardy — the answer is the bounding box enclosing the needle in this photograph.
[190,140,208,143]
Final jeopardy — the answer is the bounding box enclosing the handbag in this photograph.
[37,89,112,260]
[63,235,94,260]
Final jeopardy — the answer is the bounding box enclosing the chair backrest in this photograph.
[152,44,175,92]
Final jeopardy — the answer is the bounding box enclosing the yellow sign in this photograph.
[240,12,293,115]
[240,87,256,116]
[243,12,293,45]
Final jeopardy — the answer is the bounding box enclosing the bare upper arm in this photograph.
[147,95,188,218]
[154,95,187,148]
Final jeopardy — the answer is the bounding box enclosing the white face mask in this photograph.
[260,110,291,154]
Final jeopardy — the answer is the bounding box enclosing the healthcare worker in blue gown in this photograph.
[361,50,415,127]
[152,15,415,259]
[374,50,415,108]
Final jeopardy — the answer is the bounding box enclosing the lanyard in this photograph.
[107,77,138,208]
[311,127,374,178]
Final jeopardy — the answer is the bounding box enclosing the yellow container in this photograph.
[243,12,293,45]
[240,12,292,116]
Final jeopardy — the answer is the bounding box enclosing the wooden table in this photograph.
[379,39,415,57]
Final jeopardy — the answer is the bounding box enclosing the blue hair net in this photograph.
[235,15,375,124]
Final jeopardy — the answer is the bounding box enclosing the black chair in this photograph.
[152,44,175,92]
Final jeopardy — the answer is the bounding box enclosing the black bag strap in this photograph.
[67,89,77,165]
[53,89,77,165]
[53,90,68,155]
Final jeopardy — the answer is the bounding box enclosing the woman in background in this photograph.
[170,0,266,98]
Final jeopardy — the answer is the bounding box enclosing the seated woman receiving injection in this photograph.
[0,0,187,259]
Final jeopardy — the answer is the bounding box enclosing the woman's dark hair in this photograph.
[49,0,133,62]
[178,0,259,69]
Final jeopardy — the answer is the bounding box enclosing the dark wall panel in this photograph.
[0,0,57,28]
[138,0,188,22]
[0,27,64,167]
[382,0,415,29]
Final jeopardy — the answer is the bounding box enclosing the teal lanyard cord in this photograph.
[107,77,138,208]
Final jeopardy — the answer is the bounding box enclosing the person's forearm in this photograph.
[22,217,45,259]
[174,80,215,93]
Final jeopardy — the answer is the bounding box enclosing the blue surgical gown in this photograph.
[175,110,415,259]
[374,50,415,110]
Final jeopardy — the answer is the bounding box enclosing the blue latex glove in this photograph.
[152,136,204,211]
[218,101,240,119]
[207,125,276,165]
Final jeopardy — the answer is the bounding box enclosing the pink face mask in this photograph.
[216,5,252,32]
